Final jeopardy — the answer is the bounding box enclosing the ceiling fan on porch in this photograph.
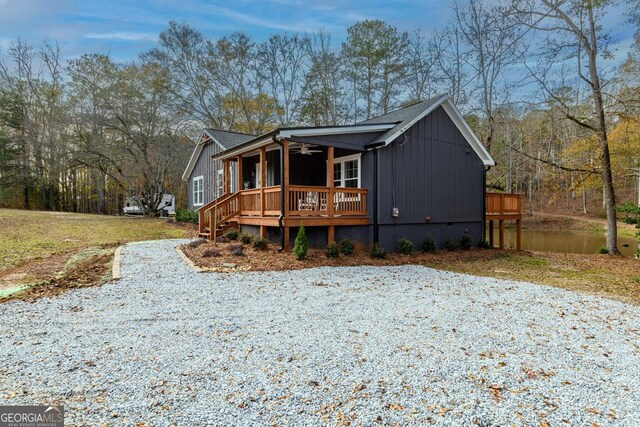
[290,142,322,155]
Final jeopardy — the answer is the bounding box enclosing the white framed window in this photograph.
[333,154,361,188]
[193,175,204,206]
[216,169,223,198]
[230,162,237,193]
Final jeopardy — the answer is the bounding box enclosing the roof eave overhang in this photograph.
[216,124,395,160]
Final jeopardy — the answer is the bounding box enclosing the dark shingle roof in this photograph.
[204,129,256,150]
[357,94,448,145]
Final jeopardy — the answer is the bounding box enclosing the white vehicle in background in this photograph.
[123,194,176,217]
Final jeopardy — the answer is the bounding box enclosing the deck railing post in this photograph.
[260,146,266,217]
[208,208,215,241]
[327,146,335,244]
[237,156,243,214]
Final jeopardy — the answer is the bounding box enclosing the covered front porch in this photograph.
[198,139,369,249]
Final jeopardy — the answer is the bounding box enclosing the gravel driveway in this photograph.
[1,239,639,426]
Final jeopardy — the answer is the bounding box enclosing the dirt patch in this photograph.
[182,239,640,305]
[0,249,77,290]
[0,250,115,303]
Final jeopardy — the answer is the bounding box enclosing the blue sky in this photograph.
[0,0,634,64]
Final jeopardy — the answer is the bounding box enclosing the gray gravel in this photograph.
[1,239,639,426]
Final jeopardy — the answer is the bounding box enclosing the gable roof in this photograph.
[358,94,446,126]
[359,94,494,166]
[182,129,256,181]
[203,129,254,150]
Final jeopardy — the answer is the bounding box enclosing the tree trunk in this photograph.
[585,3,618,254]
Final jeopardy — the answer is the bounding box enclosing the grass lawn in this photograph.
[423,251,640,306]
[0,208,190,293]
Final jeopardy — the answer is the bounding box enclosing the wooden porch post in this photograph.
[327,146,335,244]
[260,146,267,238]
[283,140,290,251]
[489,220,494,248]
[223,159,230,194]
[499,220,505,250]
[237,156,243,213]
[516,219,522,251]
[198,209,205,235]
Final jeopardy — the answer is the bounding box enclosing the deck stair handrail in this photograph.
[197,192,238,234]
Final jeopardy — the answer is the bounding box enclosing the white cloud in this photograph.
[85,31,158,41]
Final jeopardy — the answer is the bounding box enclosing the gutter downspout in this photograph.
[373,148,379,244]
[274,135,285,252]
[482,165,491,242]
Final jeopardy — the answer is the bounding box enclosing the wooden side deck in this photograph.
[486,193,523,250]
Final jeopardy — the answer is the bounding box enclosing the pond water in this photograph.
[486,228,638,257]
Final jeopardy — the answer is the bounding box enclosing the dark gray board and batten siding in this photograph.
[359,105,485,250]
[187,141,223,210]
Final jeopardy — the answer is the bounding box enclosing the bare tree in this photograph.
[513,0,620,253]
[404,27,436,103]
[256,33,310,126]
[432,25,470,106]
[454,0,526,151]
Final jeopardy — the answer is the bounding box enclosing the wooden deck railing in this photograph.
[199,186,368,233]
[486,192,522,216]
[287,185,367,216]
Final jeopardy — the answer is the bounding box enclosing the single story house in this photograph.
[182,94,519,251]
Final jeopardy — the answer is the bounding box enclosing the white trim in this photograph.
[376,95,495,166]
[218,136,274,160]
[441,100,495,166]
[278,124,394,139]
[379,94,448,146]
[182,141,204,181]
[182,130,231,181]
[202,129,228,151]
[333,153,362,188]
[192,175,204,207]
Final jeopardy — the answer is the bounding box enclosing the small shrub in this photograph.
[175,208,198,223]
[370,242,386,259]
[598,246,609,254]
[443,238,459,251]
[228,244,246,256]
[253,237,269,250]
[293,225,309,260]
[339,239,355,255]
[397,238,413,255]
[187,239,207,249]
[325,242,340,258]
[239,232,253,244]
[460,235,472,250]
[202,248,221,258]
[225,228,239,240]
[422,236,437,252]
[216,236,230,243]
[477,238,491,249]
